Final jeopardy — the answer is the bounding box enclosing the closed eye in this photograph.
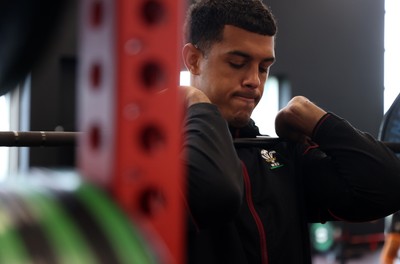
[259,66,270,74]
[229,62,245,69]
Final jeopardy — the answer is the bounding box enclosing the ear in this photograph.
[182,43,202,75]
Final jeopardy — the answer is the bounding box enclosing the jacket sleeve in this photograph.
[302,113,400,222]
[182,103,243,228]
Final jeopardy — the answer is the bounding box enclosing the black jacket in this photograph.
[184,103,400,264]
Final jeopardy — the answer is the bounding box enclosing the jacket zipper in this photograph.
[241,163,269,264]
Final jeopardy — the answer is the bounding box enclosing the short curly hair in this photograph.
[184,0,277,53]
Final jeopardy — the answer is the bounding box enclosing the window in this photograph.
[0,94,10,180]
[250,76,279,137]
[384,0,400,113]
[180,70,191,86]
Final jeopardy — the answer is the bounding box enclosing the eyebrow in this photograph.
[227,50,275,63]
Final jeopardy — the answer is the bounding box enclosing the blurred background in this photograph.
[1,0,399,263]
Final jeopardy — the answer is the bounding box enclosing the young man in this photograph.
[180,0,400,263]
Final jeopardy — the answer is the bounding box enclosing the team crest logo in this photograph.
[261,149,283,169]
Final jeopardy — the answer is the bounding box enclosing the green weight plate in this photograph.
[76,183,159,264]
[310,222,335,253]
[0,196,30,264]
[23,188,98,264]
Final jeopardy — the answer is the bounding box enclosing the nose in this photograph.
[243,65,261,89]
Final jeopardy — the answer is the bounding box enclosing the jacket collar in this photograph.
[229,119,260,139]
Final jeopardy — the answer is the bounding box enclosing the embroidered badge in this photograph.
[261,149,283,169]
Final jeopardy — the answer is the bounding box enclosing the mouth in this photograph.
[233,93,258,104]
[236,97,255,104]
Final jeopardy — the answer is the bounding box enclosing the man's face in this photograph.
[194,25,275,127]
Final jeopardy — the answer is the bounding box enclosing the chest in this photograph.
[237,147,301,203]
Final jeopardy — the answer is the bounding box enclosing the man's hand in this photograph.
[275,96,327,142]
[180,85,211,108]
